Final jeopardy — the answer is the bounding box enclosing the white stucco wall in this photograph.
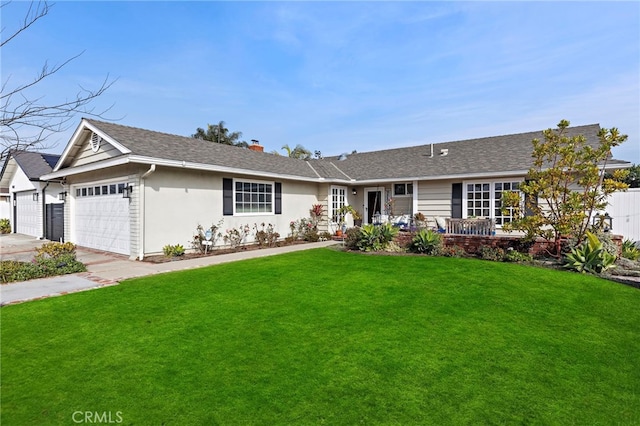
[0,196,10,220]
[9,166,35,192]
[142,168,321,256]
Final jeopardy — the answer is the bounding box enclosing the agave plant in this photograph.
[621,239,640,261]
[410,229,442,255]
[357,223,398,252]
[564,231,616,274]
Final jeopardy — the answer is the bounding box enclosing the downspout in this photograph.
[41,181,50,240]
[138,164,156,260]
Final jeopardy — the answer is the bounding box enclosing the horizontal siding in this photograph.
[71,136,122,167]
[416,179,455,219]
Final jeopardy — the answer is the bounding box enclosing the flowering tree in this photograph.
[501,120,629,255]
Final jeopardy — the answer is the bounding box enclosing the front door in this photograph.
[366,190,382,224]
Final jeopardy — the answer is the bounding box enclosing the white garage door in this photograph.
[74,182,130,255]
[15,191,40,237]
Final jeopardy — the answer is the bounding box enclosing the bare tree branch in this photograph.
[0,1,117,156]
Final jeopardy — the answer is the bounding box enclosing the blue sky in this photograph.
[3,1,639,162]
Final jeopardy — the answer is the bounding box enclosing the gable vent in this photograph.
[90,132,102,152]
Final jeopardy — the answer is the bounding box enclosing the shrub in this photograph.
[191,221,223,254]
[621,239,640,261]
[163,244,185,257]
[0,218,10,234]
[357,224,398,252]
[564,231,616,274]
[1,254,85,284]
[438,245,466,258]
[253,223,280,247]
[0,260,38,283]
[384,241,406,253]
[477,245,506,261]
[224,225,250,249]
[409,229,442,255]
[35,254,87,275]
[304,229,320,242]
[504,248,533,263]
[319,231,333,241]
[35,242,76,259]
[289,218,317,240]
[344,227,362,250]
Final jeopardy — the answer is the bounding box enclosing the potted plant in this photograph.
[337,205,362,229]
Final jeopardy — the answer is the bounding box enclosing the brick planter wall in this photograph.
[395,231,623,257]
[443,234,622,256]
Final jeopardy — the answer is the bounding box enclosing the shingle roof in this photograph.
[81,120,624,182]
[12,151,60,180]
[316,124,605,180]
[86,120,324,180]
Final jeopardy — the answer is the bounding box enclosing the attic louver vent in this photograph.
[90,132,102,153]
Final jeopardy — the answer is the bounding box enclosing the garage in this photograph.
[15,191,41,237]
[73,182,130,255]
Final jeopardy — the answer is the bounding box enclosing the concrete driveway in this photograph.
[1,233,338,305]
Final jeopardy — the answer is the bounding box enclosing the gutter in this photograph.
[41,181,50,240]
[138,164,156,260]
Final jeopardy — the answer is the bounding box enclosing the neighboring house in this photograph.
[0,151,64,240]
[606,188,640,243]
[40,119,630,259]
[0,185,10,221]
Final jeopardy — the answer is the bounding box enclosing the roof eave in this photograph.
[53,119,132,172]
[42,154,335,184]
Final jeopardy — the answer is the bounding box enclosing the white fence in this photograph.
[607,188,640,243]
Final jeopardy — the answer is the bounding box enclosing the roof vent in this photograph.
[338,153,348,161]
[439,149,448,156]
[90,132,102,153]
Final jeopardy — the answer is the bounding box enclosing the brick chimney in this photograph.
[248,139,264,152]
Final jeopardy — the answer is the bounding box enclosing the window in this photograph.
[75,182,128,198]
[331,186,347,222]
[234,180,273,214]
[465,180,522,225]
[393,183,413,197]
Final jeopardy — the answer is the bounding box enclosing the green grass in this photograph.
[2,249,639,425]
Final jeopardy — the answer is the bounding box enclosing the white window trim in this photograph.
[329,185,348,223]
[393,182,413,197]
[462,179,523,226]
[233,178,275,216]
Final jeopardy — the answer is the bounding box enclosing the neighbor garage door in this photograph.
[74,182,130,255]
[15,191,40,237]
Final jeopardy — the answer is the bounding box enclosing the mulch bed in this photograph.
[142,240,311,264]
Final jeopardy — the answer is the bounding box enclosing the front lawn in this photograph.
[2,249,639,424]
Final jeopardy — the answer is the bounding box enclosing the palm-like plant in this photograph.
[192,121,247,147]
[281,144,312,160]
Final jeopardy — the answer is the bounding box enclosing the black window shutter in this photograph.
[223,178,233,216]
[451,183,462,218]
[524,179,537,217]
[275,182,282,215]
